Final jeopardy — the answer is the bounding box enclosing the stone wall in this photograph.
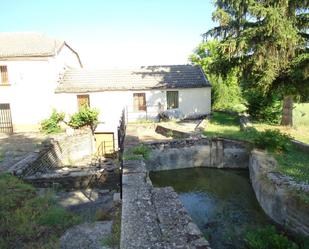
[24,165,119,190]
[291,139,309,153]
[145,137,250,171]
[155,124,191,139]
[249,150,309,236]
[9,129,94,177]
[121,159,210,249]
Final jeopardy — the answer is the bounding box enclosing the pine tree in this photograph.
[205,0,309,126]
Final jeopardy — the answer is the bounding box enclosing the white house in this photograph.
[0,32,211,155]
[54,65,211,151]
[0,32,82,132]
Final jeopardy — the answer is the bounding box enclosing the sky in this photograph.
[0,0,215,68]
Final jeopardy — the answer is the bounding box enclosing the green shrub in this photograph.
[39,206,80,229]
[132,145,150,160]
[253,129,292,152]
[0,173,80,249]
[124,145,151,160]
[244,226,299,249]
[244,90,282,124]
[40,109,65,134]
[68,106,99,131]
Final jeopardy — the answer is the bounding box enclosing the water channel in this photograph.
[150,168,273,249]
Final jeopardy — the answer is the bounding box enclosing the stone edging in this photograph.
[8,129,94,177]
[291,139,309,153]
[121,159,211,249]
[249,150,309,236]
[144,137,250,171]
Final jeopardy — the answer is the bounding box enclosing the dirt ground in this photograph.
[125,120,203,147]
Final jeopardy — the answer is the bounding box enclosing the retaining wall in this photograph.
[249,150,309,236]
[145,138,250,171]
[121,159,210,249]
[9,129,94,176]
[291,139,309,153]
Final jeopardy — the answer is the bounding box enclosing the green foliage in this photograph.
[244,226,299,249]
[204,112,309,184]
[101,205,121,247]
[275,145,309,184]
[38,206,80,229]
[0,152,4,162]
[204,0,309,124]
[253,129,292,152]
[190,40,245,112]
[40,109,65,134]
[204,112,258,142]
[68,106,99,131]
[123,153,141,161]
[124,145,151,161]
[0,173,80,249]
[132,145,150,160]
[245,90,282,124]
[210,112,239,126]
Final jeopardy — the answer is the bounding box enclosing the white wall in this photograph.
[0,59,56,131]
[55,87,211,131]
[0,46,81,132]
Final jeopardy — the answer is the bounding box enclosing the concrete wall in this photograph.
[8,129,94,177]
[121,159,210,249]
[249,150,309,236]
[0,45,81,132]
[55,87,211,122]
[55,87,211,139]
[144,138,249,171]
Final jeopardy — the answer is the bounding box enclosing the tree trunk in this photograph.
[281,95,293,126]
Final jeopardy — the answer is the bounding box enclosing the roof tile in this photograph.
[0,32,64,58]
[56,65,210,93]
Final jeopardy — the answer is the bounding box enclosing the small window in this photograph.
[77,94,90,110]
[0,66,9,85]
[133,93,146,112]
[167,91,179,109]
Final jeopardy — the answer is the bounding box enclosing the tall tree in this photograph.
[190,40,244,111]
[205,0,309,126]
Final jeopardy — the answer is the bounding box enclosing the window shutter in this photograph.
[0,66,9,85]
[133,93,146,111]
[167,91,179,109]
[77,95,90,110]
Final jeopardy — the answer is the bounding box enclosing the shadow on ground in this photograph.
[0,132,50,172]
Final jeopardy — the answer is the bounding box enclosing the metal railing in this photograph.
[117,108,127,199]
[0,103,13,134]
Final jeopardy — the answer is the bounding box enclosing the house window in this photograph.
[0,66,9,85]
[77,94,90,110]
[133,93,146,112]
[167,91,179,109]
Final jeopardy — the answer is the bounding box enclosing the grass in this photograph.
[274,147,309,184]
[203,110,309,184]
[204,104,309,143]
[244,225,299,249]
[294,103,309,127]
[0,152,4,162]
[0,173,81,249]
[100,204,121,248]
[203,112,260,142]
[123,144,151,161]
